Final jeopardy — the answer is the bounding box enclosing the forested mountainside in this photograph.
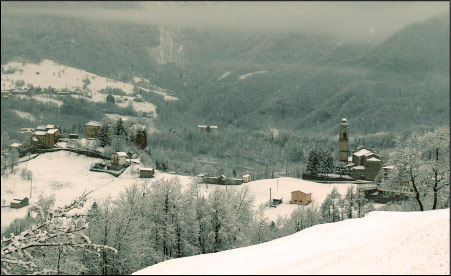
[1,3,448,135]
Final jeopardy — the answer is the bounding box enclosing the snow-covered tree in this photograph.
[385,127,450,211]
[306,150,319,175]
[1,192,117,275]
[335,161,348,178]
[320,187,341,222]
[97,123,111,147]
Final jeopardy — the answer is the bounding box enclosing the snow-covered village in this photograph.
[1,2,449,275]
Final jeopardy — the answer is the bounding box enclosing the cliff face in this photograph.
[150,28,184,66]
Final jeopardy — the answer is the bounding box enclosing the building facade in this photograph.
[85,121,102,138]
[290,190,312,205]
[139,168,154,178]
[111,152,127,167]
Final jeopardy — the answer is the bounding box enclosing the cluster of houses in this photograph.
[338,118,416,201]
[199,173,251,185]
[32,125,61,148]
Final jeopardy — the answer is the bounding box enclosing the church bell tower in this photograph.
[339,118,349,163]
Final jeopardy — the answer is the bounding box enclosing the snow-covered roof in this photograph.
[10,143,22,148]
[85,121,102,127]
[365,152,375,156]
[353,149,371,157]
[47,129,58,134]
[292,190,312,195]
[46,124,55,129]
[140,168,154,171]
[367,157,380,162]
[199,125,217,128]
[32,136,39,142]
[34,131,46,136]
[36,125,46,130]
[353,166,365,170]
[383,166,395,169]
[114,152,127,157]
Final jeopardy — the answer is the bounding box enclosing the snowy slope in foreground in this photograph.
[134,209,450,275]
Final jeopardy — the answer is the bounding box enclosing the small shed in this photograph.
[242,174,251,183]
[111,152,127,166]
[10,197,29,209]
[140,168,154,178]
[272,198,283,206]
[69,133,79,139]
[290,190,312,205]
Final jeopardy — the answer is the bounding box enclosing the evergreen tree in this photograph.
[114,118,127,137]
[106,94,115,104]
[335,161,348,178]
[306,150,319,175]
[97,123,111,147]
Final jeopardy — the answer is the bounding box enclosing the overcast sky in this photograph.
[4,1,449,42]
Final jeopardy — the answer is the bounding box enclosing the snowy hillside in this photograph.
[134,209,450,275]
[1,151,355,228]
[0,59,180,114]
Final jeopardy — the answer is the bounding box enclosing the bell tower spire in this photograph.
[339,118,349,163]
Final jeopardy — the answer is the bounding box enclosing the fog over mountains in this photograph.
[1,1,449,134]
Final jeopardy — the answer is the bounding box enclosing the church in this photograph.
[338,118,382,181]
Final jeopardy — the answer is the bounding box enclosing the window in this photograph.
[343,132,346,139]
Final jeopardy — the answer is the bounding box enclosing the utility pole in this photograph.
[269,187,272,208]
[30,174,32,198]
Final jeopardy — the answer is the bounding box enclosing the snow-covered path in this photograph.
[134,209,450,275]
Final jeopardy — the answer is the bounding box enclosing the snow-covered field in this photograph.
[1,59,172,115]
[1,151,354,228]
[0,151,192,228]
[134,208,450,275]
[239,71,268,80]
[196,178,356,221]
[1,60,134,96]
[17,95,64,107]
[11,109,36,121]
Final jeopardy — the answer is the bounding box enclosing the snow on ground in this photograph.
[1,59,134,96]
[218,71,231,80]
[0,151,356,229]
[117,99,158,115]
[0,151,194,229]
[134,208,450,275]
[196,178,355,222]
[17,95,64,107]
[139,86,178,101]
[238,71,268,80]
[11,109,36,121]
[1,60,161,115]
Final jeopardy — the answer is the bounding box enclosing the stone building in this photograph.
[349,146,382,181]
[111,152,127,167]
[85,121,102,138]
